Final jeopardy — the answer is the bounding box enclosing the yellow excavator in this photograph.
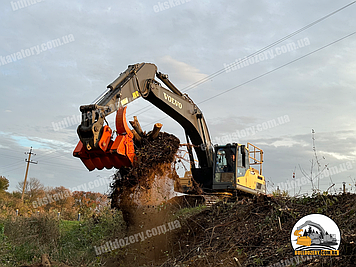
[294,220,338,246]
[73,63,266,197]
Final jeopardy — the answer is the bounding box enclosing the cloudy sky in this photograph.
[1,0,356,196]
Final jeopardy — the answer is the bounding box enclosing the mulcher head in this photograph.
[73,107,135,171]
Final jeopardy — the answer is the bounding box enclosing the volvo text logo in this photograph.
[163,92,183,109]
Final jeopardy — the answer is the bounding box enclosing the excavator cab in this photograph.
[213,143,266,195]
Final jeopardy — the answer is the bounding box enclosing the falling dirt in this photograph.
[109,131,181,225]
[107,130,184,265]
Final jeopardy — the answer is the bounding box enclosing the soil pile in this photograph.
[109,131,181,227]
[107,130,183,265]
[165,193,356,267]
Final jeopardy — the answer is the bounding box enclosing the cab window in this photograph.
[215,147,236,173]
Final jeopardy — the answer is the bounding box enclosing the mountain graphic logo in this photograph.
[291,214,340,256]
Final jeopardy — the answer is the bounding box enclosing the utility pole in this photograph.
[21,147,37,203]
[292,166,296,197]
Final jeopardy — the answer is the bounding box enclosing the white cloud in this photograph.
[156,55,208,85]
[319,151,354,161]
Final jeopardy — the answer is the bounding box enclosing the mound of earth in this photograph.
[165,193,356,267]
[109,131,181,227]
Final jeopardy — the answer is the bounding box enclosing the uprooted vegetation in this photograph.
[163,193,356,267]
[110,131,180,195]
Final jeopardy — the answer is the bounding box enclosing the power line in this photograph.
[37,152,76,162]
[0,153,24,160]
[0,151,30,171]
[126,1,356,118]
[2,165,26,174]
[198,31,356,104]
[142,31,356,128]
[39,161,91,172]
[0,139,79,171]
[180,1,356,92]
[1,161,24,171]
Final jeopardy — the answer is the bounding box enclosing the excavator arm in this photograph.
[74,63,214,177]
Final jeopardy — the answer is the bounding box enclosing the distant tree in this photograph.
[11,191,22,199]
[72,191,108,218]
[43,186,74,213]
[16,177,45,203]
[0,176,9,191]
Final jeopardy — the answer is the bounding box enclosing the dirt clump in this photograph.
[109,131,181,227]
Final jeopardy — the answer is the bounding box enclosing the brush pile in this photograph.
[165,193,356,267]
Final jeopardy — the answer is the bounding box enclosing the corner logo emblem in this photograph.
[291,214,340,256]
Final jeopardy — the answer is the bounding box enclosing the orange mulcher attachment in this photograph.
[73,107,135,171]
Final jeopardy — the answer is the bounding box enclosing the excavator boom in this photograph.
[74,63,213,176]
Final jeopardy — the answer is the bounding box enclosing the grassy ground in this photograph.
[0,208,125,267]
[0,202,207,267]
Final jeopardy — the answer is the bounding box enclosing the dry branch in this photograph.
[131,128,142,143]
[148,123,163,140]
[129,116,143,136]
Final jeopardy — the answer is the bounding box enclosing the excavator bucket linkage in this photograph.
[73,107,135,171]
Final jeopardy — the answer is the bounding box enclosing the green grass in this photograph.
[0,208,127,266]
[173,205,207,219]
[0,205,207,266]
[59,220,80,234]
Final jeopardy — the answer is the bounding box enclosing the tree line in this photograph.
[0,176,108,220]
